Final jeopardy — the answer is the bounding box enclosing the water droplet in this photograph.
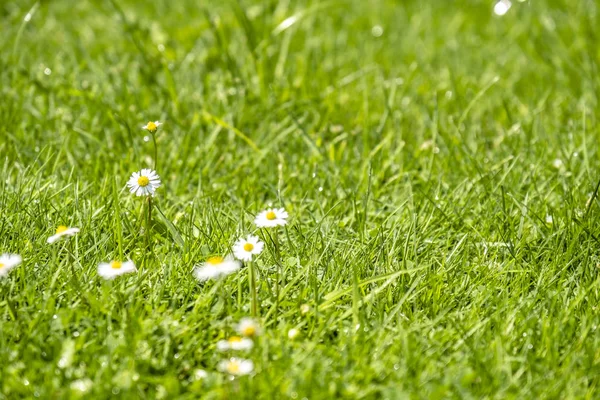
[157,44,165,52]
[52,315,58,319]
[24,379,30,386]
[393,364,400,370]
[143,136,150,142]
[318,186,323,192]
[44,68,52,76]
[112,388,120,395]
[493,0,511,16]
[174,353,180,359]
[73,331,80,338]
[24,13,31,22]
[371,25,383,37]
[312,172,317,178]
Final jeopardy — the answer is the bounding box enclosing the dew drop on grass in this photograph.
[318,187,323,192]
[143,136,150,142]
[73,331,80,337]
[53,314,57,319]
[24,13,32,22]
[44,68,52,75]
[24,379,30,386]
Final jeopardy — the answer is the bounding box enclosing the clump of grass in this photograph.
[1,0,600,398]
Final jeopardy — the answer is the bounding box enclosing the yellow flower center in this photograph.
[266,211,277,220]
[242,326,256,336]
[226,361,240,374]
[243,243,254,252]
[228,336,242,343]
[207,256,224,265]
[0,263,4,269]
[137,176,150,187]
[110,261,122,269]
[56,225,68,234]
[146,121,157,132]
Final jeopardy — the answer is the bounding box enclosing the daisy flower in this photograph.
[218,358,254,376]
[47,225,80,244]
[193,255,241,281]
[216,336,254,352]
[98,260,136,280]
[141,121,162,133]
[0,254,22,278]
[254,208,288,228]
[127,169,161,197]
[236,318,262,337]
[232,235,264,262]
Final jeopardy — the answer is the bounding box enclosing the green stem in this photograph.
[151,133,158,170]
[145,196,153,266]
[273,232,281,319]
[250,262,258,317]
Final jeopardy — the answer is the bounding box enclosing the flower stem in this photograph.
[151,132,158,170]
[250,262,258,317]
[145,195,153,265]
[273,232,281,319]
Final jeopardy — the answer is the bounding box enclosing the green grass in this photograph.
[2,0,600,398]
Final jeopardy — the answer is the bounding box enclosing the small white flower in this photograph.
[193,255,241,281]
[254,208,288,228]
[0,254,22,278]
[216,336,254,352]
[218,358,254,376]
[193,369,208,380]
[47,225,80,244]
[127,169,161,197]
[232,235,264,262]
[288,328,300,340]
[552,159,564,169]
[98,260,136,279]
[141,121,162,133]
[236,318,262,337]
[546,215,553,225]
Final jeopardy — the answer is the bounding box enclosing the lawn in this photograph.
[1,0,600,398]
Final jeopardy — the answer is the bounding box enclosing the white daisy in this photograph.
[141,121,162,133]
[218,358,254,376]
[127,169,161,197]
[232,235,264,262]
[47,225,80,244]
[0,254,22,278]
[236,318,262,337]
[254,208,288,228]
[216,336,254,352]
[193,255,241,281]
[98,260,137,279]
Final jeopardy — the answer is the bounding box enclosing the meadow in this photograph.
[1,0,600,398]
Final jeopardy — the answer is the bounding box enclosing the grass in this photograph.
[1,0,600,398]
